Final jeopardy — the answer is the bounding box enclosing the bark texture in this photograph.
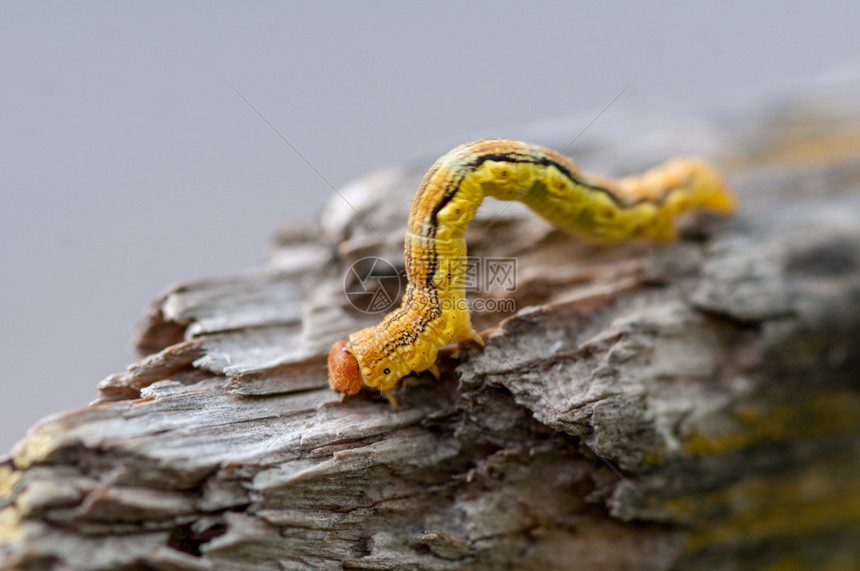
[2,94,860,570]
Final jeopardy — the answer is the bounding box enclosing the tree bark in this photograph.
[2,93,860,570]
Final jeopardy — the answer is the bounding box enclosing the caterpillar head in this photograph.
[327,340,362,397]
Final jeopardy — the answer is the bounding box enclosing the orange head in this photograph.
[327,340,362,396]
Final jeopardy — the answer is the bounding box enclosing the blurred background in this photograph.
[1,1,859,453]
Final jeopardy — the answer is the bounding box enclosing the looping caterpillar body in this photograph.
[328,139,735,405]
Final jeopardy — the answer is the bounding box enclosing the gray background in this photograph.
[2,2,859,453]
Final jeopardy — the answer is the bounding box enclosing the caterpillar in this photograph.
[328,139,735,406]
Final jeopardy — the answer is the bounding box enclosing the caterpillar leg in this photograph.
[427,363,441,380]
[381,389,399,410]
[465,328,486,347]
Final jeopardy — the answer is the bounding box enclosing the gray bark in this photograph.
[2,93,860,570]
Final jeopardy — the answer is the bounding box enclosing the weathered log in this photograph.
[2,94,860,570]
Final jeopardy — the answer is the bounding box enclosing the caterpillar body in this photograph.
[327,139,735,404]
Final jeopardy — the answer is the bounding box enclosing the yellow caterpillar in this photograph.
[328,139,735,405]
